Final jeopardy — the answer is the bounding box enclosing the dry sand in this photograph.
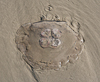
[0,0,100,82]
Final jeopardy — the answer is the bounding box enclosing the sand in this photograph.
[0,0,100,82]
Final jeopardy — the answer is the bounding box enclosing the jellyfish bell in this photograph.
[15,21,84,70]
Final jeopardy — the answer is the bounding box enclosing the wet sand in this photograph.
[0,0,100,82]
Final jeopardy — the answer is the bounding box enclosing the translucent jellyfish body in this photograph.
[15,21,84,70]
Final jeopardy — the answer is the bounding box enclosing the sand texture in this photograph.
[0,0,100,82]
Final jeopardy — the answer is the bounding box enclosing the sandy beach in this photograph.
[0,0,100,82]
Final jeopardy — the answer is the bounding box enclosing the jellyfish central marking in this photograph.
[39,28,61,48]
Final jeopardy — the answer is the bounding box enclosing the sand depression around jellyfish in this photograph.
[15,18,84,70]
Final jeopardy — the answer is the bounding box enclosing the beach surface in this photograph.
[0,0,100,82]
